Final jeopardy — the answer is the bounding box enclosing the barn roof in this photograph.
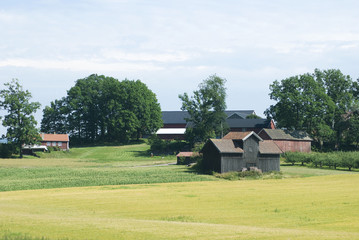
[161,110,255,124]
[41,133,69,142]
[259,140,282,154]
[226,118,272,128]
[259,129,312,141]
[223,131,263,141]
[210,139,244,153]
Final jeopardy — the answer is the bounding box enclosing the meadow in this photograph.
[0,143,358,239]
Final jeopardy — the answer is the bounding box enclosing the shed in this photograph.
[201,131,282,173]
[176,152,198,165]
[258,129,312,153]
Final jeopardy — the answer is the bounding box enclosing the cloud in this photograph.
[0,58,164,72]
[100,49,192,62]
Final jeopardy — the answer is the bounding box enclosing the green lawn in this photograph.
[0,174,358,240]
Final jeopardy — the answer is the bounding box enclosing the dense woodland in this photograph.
[40,74,162,145]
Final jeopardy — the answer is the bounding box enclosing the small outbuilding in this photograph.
[201,131,282,173]
[176,152,198,165]
[258,129,312,153]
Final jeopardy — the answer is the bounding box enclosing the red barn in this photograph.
[258,129,312,153]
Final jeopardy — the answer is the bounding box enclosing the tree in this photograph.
[179,75,227,145]
[0,79,41,158]
[246,113,262,119]
[41,74,162,144]
[265,69,354,149]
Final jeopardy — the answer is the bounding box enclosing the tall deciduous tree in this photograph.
[179,75,227,145]
[0,79,41,158]
[265,69,355,149]
[41,74,162,144]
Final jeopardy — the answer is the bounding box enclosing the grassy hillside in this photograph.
[1,174,358,240]
[0,143,357,192]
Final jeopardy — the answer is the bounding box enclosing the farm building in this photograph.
[156,110,274,139]
[40,133,70,150]
[201,131,282,173]
[258,129,312,153]
[176,152,198,165]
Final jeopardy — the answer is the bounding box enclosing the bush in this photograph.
[147,135,188,154]
[0,144,14,158]
[47,146,61,153]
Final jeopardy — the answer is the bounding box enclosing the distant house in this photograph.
[201,131,282,173]
[156,110,274,140]
[258,129,312,153]
[40,133,70,150]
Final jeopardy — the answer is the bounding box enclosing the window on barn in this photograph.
[52,142,56,146]
[46,142,51,146]
[58,142,62,146]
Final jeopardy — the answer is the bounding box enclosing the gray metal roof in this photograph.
[260,129,312,141]
[226,118,272,128]
[162,110,255,125]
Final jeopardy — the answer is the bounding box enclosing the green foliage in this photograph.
[147,135,187,154]
[46,146,61,153]
[41,74,162,144]
[245,113,262,119]
[0,79,41,158]
[283,151,359,171]
[213,170,284,180]
[179,74,227,145]
[0,143,14,158]
[266,69,357,150]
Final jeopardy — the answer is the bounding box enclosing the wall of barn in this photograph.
[202,142,221,172]
[243,135,260,167]
[221,153,244,173]
[274,140,311,153]
[258,154,280,172]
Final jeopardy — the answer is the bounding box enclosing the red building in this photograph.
[258,129,312,153]
[40,133,70,150]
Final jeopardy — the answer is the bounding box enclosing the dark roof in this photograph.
[162,110,255,125]
[223,131,263,141]
[226,118,272,128]
[259,140,282,154]
[260,129,312,141]
[210,139,244,153]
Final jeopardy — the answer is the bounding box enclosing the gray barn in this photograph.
[201,131,282,173]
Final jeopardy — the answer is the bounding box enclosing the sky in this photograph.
[1,0,359,136]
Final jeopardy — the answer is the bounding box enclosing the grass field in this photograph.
[0,143,358,239]
[0,174,358,240]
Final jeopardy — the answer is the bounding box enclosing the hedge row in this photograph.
[284,151,359,171]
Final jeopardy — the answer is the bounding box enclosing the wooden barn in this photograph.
[258,129,312,153]
[201,131,282,173]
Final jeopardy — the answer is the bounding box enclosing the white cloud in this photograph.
[0,58,163,72]
[100,49,192,62]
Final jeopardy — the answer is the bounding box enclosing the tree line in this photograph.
[265,69,359,151]
[41,74,162,144]
[284,151,359,171]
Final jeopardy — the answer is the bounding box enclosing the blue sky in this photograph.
[1,0,359,135]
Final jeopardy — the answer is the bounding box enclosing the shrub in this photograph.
[0,144,14,158]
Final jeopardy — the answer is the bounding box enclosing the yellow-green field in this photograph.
[1,174,359,240]
[1,144,359,239]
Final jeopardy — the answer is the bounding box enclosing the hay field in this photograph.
[1,174,358,240]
